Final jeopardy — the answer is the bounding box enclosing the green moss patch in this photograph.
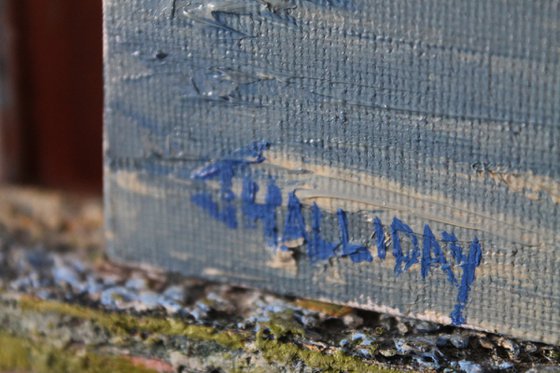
[255,310,405,372]
[256,330,403,373]
[0,332,157,373]
[20,296,248,350]
[9,296,408,372]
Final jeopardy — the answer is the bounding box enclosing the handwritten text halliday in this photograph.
[191,142,482,326]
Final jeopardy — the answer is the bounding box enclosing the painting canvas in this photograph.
[104,0,560,344]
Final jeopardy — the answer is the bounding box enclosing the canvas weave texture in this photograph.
[104,0,560,344]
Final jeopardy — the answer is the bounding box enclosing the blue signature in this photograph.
[190,142,482,326]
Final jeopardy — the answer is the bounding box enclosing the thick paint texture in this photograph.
[337,209,373,263]
[390,218,420,275]
[281,192,308,250]
[241,176,283,247]
[307,203,338,263]
[422,225,457,286]
[450,238,483,325]
[190,141,270,230]
[373,217,386,260]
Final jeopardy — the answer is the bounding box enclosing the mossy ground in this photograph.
[256,310,404,373]
[0,332,158,373]
[256,333,402,373]
[1,296,409,373]
[20,296,248,350]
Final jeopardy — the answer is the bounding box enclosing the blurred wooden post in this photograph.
[0,0,103,192]
[0,0,24,182]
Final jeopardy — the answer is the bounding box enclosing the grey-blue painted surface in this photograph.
[104,0,560,344]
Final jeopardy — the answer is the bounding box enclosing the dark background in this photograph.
[0,0,103,194]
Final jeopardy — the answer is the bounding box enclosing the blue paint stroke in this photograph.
[307,203,338,263]
[390,217,420,275]
[191,161,239,228]
[450,238,482,325]
[373,217,386,259]
[280,192,308,250]
[191,141,269,181]
[441,231,464,264]
[337,209,372,263]
[422,225,457,285]
[241,175,282,247]
[191,192,238,229]
[191,141,269,229]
